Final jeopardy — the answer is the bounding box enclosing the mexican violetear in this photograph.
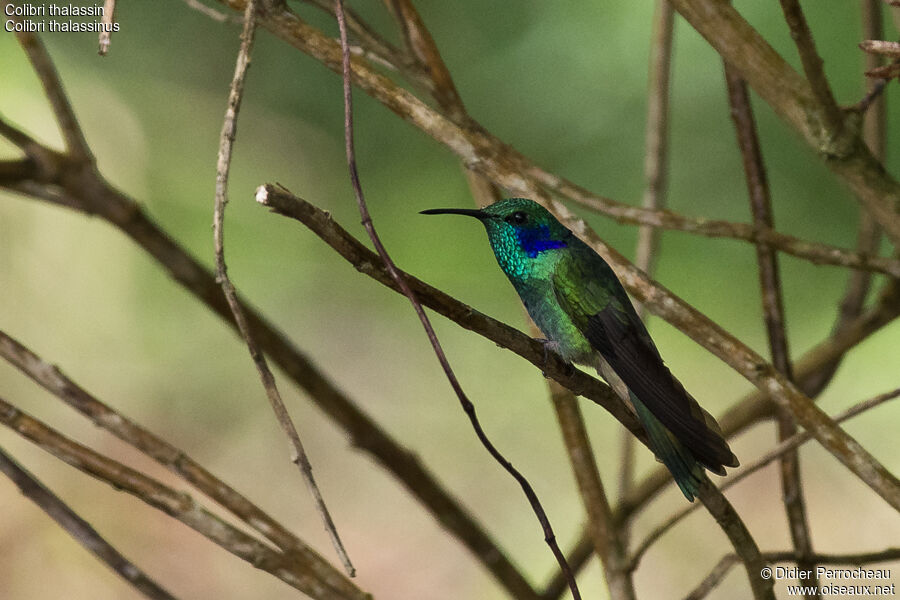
[421,198,738,501]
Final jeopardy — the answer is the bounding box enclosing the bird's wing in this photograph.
[552,251,738,471]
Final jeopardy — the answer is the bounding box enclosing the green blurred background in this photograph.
[1,1,898,598]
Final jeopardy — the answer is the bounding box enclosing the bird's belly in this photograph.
[526,296,593,364]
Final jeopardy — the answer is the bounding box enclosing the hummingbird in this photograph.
[421,198,738,501]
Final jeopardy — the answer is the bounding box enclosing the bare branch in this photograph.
[0,446,177,600]
[180,0,242,23]
[635,0,675,297]
[683,554,737,600]
[216,2,900,507]
[763,547,900,565]
[213,1,354,575]
[859,39,900,57]
[551,284,900,598]
[663,0,900,247]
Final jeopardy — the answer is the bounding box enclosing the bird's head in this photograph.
[421,198,571,279]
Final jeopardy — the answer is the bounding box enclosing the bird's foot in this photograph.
[536,338,575,378]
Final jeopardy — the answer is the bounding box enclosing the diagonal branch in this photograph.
[0,446,177,600]
[542,281,900,599]
[695,480,775,599]
[206,3,900,507]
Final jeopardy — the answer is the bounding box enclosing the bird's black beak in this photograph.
[420,207,491,220]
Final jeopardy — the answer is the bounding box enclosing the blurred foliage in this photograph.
[0,1,898,599]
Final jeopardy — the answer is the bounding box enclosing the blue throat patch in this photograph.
[517,225,567,258]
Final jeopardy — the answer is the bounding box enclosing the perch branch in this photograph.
[0,446,177,600]
[695,480,775,599]
[259,187,782,599]
[257,180,900,511]
[544,281,900,599]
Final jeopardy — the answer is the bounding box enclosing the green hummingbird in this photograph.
[421,198,738,501]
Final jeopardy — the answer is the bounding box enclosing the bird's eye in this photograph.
[507,211,528,225]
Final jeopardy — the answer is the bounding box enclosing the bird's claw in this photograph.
[536,338,574,378]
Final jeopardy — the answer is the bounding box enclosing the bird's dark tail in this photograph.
[631,393,704,502]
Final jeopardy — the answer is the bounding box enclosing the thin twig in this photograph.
[683,554,737,600]
[628,387,900,571]
[724,62,818,596]
[0,396,369,600]
[213,0,354,575]
[0,446,177,600]
[98,0,117,55]
[13,28,93,163]
[0,329,362,599]
[332,1,580,595]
